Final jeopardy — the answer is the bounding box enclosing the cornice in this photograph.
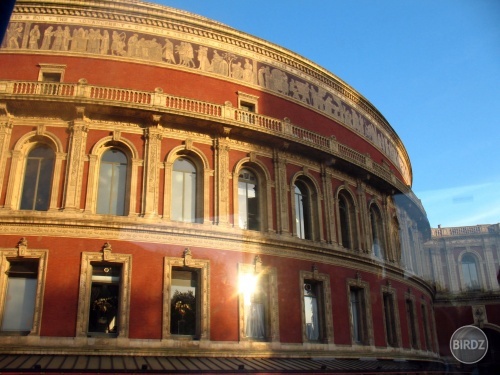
[4,0,412,186]
[0,215,434,295]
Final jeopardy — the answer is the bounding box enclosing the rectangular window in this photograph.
[350,287,367,344]
[304,280,325,341]
[241,273,269,340]
[170,268,198,336]
[1,260,38,333]
[406,299,418,349]
[383,292,398,347]
[88,263,121,336]
[421,304,432,351]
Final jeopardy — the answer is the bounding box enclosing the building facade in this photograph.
[425,224,500,371]
[0,0,448,372]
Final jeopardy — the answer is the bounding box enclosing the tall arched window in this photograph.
[171,158,197,223]
[461,254,480,291]
[238,169,260,230]
[20,145,55,211]
[97,148,128,215]
[294,181,311,239]
[338,195,351,249]
[370,205,384,258]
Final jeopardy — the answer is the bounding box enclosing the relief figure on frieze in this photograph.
[4,22,23,49]
[163,38,176,63]
[176,41,195,67]
[51,26,64,51]
[110,31,126,56]
[28,25,41,49]
[40,26,53,50]
[100,30,110,55]
[197,46,211,71]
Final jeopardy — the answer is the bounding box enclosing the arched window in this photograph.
[20,145,55,211]
[171,158,197,223]
[97,149,128,215]
[294,181,311,239]
[238,169,260,230]
[338,192,358,249]
[461,254,480,291]
[370,205,384,258]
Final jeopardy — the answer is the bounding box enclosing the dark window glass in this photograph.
[370,207,384,258]
[20,145,54,211]
[383,292,397,347]
[461,254,480,291]
[406,299,418,349]
[97,149,128,215]
[88,263,121,335]
[339,197,351,248]
[170,268,198,336]
[294,181,311,239]
[350,288,366,344]
[238,169,260,230]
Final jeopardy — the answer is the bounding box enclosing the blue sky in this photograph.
[155,0,500,228]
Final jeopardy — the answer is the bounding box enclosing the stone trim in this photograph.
[162,249,210,341]
[299,266,334,344]
[75,242,132,338]
[0,238,48,336]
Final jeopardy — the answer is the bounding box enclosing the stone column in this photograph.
[63,107,89,211]
[142,121,162,218]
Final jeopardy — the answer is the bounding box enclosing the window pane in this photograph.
[20,145,54,211]
[97,149,127,215]
[238,169,259,230]
[88,264,121,334]
[170,269,197,335]
[172,159,197,222]
[2,261,38,332]
[339,197,351,248]
[304,282,320,341]
[241,274,267,339]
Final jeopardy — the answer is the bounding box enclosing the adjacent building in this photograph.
[0,0,496,373]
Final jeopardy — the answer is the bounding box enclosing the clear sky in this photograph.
[154,0,500,228]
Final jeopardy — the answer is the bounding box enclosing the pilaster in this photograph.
[214,131,230,226]
[0,104,13,205]
[273,149,289,234]
[142,120,162,218]
[63,107,89,211]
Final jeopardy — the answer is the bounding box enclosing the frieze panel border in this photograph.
[2,5,411,185]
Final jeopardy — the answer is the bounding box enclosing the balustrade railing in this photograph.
[432,225,489,237]
[0,80,419,206]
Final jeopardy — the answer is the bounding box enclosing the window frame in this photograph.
[75,244,132,338]
[460,253,481,291]
[19,144,55,211]
[238,258,279,342]
[96,148,129,216]
[237,168,261,231]
[404,292,420,350]
[171,157,200,223]
[299,268,334,344]
[380,284,401,348]
[337,190,358,250]
[0,238,48,336]
[163,250,210,340]
[369,204,385,259]
[346,275,373,346]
